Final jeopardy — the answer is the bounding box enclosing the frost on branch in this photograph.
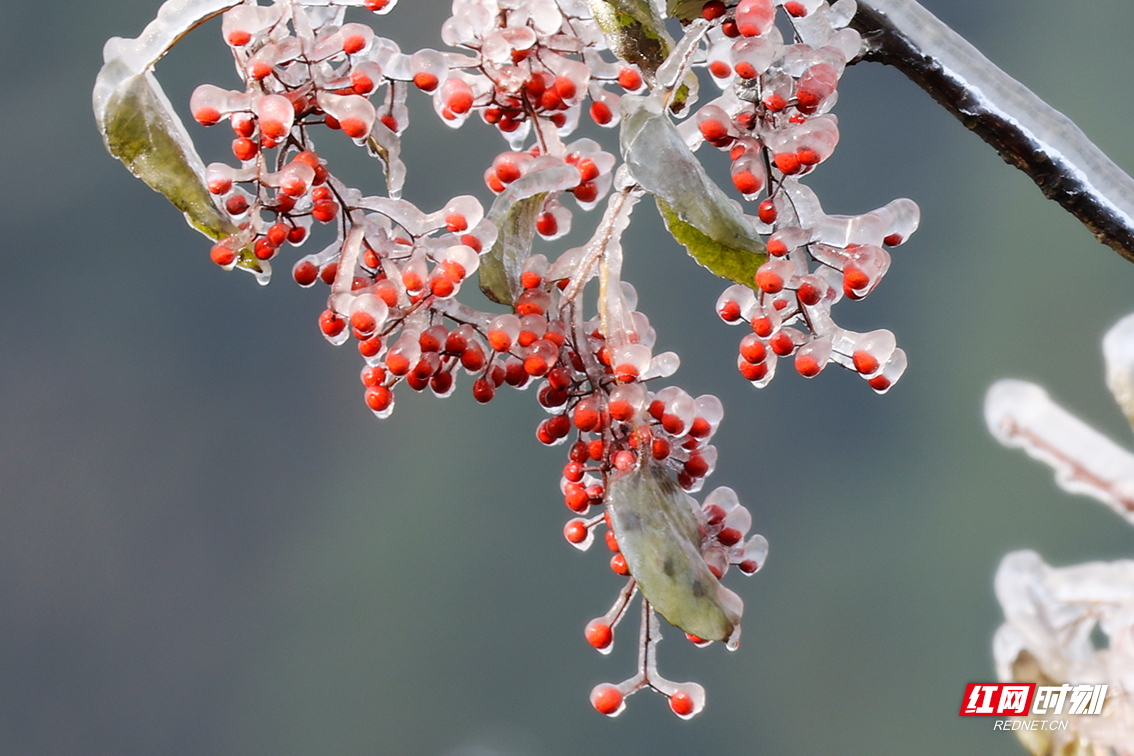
[987,313,1134,754]
[985,381,1134,525]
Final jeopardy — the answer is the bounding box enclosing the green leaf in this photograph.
[94,0,242,240]
[667,0,710,22]
[621,96,766,288]
[606,463,741,642]
[479,193,548,306]
[656,198,765,288]
[587,0,674,77]
[99,71,237,240]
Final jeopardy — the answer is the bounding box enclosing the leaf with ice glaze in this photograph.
[94,0,240,240]
[587,0,673,78]
[621,95,766,288]
[606,462,742,642]
[479,163,581,305]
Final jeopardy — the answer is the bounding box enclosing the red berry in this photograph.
[617,68,642,91]
[232,137,258,161]
[564,483,590,512]
[564,520,588,544]
[563,461,584,483]
[884,233,903,247]
[227,29,251,46]
[586,621,613,650]
[795,353,821,377]
[365,0,389,9]
[798,148,821,165]
[588,439,605,461]
[351,70,375,94]
[572,181,599,203]
[225,195,249,216]
[739,360,768,381]
[853,350,880,375]
[319,309,346,337]
[755,268,784,293]
[293,260,318,286]
[732,170,762,195]
[708,60,731,79]
[590,101,613,125]
[766,238,788,256]
[769,332,795,356]
[734,62,758,80]
[592,686,623,715]
[661,413,685,435]
[701,0,726,19]
[413,72,439,92]
[718,299,741,322]
[751,315,774,338]
[758,198,777,224]
[472,377,495,403]
[535,212,558,237]
[312,199,338,223]
[739,334,766,363]
[194,106,222,126]
[553,75,577,101]
[610,553,630,576]
[698,118,731,144]
[287,226,307,245]
[574,404,600,432]
[364,385,392,411]
[210,244,236,266]
[253,236,277,260]
[670,691,695,717]
[843,266,870,291]
[430,372,453,395]
[785,0,807,16]
[684,453,709,478]
[797,281,822,306]
[774,152,802,174]
[868,375,892,392]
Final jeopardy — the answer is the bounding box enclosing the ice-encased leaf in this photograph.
[479,163,581,305]
[94,0,240,240]
[666,0,710,22]
[587,0,673,77]
[655,199,766,289]
[621,95,766,287]
[985,379,1134,525]
[606,462,742,642]
[480,193,546,305]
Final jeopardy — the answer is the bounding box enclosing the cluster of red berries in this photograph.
[157,0,924,719]
[684,0,919,392]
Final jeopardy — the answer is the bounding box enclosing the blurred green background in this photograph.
[3,1,1134,753]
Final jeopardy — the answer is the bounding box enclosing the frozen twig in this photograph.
[851,0,1134,263]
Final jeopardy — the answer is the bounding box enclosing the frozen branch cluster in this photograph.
[986,314,1134,754]
[93,0,931,717]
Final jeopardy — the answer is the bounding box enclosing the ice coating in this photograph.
[859,0,1134,252]
[993,550,1134,751]
[1104,312,1134,430]
[985,379,1134,525]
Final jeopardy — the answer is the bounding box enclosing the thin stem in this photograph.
[850,0,1134,262]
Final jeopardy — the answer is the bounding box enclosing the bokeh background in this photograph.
[3,1,1134,753]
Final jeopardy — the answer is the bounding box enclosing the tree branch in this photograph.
[850,0,1134,263]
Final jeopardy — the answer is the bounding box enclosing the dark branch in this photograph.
[849,0,1134,263]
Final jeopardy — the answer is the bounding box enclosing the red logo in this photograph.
[959,683,1036,716]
